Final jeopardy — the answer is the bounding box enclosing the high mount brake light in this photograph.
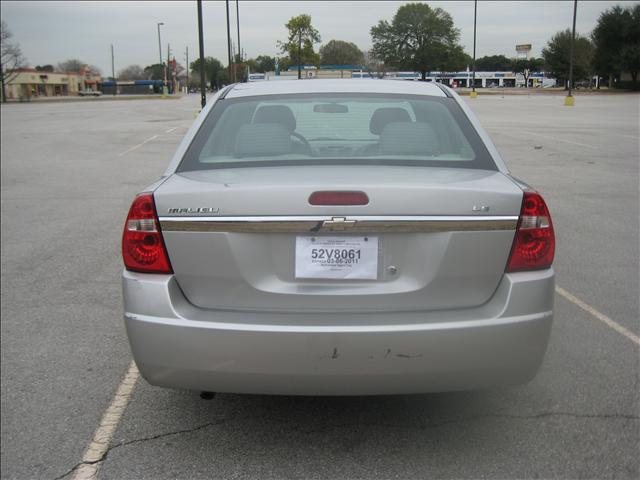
[122,193,173,274]
[309,191,369,206]
[506,191,555,272]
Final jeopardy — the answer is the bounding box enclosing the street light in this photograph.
[157,22,168,95]
[565,0,578,106]
[470,0,478,98]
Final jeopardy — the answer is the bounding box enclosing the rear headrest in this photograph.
[369,107,411,135]
[235,123,293,157]
[379,122,438,156]
[253,105,296,132]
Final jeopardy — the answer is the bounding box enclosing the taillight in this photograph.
[506,191,555,272]
[309,191,369,206]
[122,193,173,274]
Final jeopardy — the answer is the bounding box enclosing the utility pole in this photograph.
[470,0,478,98]
[185,46,189,94]
[197,0,206,108]
[167,43,171,94]
[110,44,116,96]
[157,22,167,95]
[226,0,233,84]
[565,0,578,106]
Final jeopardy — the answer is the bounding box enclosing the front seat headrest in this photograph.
[235,123,293,157]
[253,105,297,133]
[369,107,411,135]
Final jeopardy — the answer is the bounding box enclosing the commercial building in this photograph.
[4,65,102,100]
[252,65,555,88]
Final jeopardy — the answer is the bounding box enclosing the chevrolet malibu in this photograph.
[122,79,555,396]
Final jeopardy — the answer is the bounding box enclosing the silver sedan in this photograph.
[122,79,555,395]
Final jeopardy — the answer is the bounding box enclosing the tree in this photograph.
[278,14,321,79]
[475,55,512,71]
[512,57,544,86]
[144,63,164,81]
[363,50,388,79]
[592,4,640,90]
[319,39,365,66]
[35,65,54,72]
[57,59,84,72]
[1,20,26,102]
[542,29,594,89]
[190,57,226,90]
[251,55,276,73]
[370,3,465,81]
[276,56,292,74]
[442,45,470,72]
[117,64,144,80]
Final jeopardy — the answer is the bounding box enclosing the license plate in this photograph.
[295,236,378,280]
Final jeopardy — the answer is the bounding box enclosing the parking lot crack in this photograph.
[52,410,639,479]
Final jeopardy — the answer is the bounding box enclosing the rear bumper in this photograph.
[123,269,554,395]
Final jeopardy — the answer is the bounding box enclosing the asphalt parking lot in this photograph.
[1,91,638,479]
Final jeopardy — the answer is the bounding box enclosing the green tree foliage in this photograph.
[319,39,365,66]
[475,55,512,71]
[592,4,640,89]
[542,29,594,88]
[249,55,276,73]
[444,47,471,72]
[512,57,544,85]
[35,65,54,72]
[190,57,226,90]
[278,14,321,78]
[276,56,293,73]
[143,63,164,81]
[370,3,465,80]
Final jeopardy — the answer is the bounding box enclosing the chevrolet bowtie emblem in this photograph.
[322,217,356,231]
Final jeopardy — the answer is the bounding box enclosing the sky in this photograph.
[1,0,634,75]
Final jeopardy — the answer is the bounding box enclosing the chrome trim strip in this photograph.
[159,215,518,233]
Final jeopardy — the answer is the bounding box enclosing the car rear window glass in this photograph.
[177,93,496,172]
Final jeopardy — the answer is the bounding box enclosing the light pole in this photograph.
[236,0,241,81]
[226,0,233,84]
[565,0,578,106]
[197,0,206,108]
[110,44,116,96]
[157,22,167,95]
[470,0,478,98]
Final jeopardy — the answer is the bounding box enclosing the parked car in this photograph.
[78,89,102,97]
[122,79,555,396]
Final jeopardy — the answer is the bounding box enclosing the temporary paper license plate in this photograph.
[295,236,379,280]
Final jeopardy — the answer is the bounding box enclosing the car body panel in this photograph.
[123,268,554,395]
[154,167,523,313]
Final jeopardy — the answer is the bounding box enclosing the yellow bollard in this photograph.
[469,91,478,99]
[564,95,575,106]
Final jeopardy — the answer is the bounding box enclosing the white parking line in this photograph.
[72,361,140,480]
[117,135,159,157]
[556,286,640,346]
[165,126,179,133]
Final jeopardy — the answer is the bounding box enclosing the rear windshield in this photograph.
[177,93,496,172]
